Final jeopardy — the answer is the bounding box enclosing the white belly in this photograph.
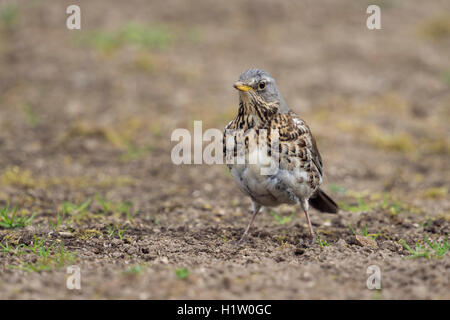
[228,148,315,207]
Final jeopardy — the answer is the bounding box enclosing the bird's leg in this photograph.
[237,201,261,245]
[301,199,316,245]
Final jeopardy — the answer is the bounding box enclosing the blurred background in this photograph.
[0,0,449,299]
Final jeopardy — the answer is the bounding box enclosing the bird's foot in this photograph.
[297,235,316,248]
[309,234,316,246]
[234,235,247,247]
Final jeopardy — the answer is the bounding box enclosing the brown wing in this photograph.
[277,111,323,177]
[308,132,323,176]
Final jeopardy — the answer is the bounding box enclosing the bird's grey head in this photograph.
[233,69,289,114]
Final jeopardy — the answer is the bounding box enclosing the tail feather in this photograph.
[309,188,338,214]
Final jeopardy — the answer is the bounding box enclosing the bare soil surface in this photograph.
[0,0,449,299]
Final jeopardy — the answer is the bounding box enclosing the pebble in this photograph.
[160,256,169,264]
[59,232,74,238]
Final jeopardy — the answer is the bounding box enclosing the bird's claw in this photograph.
[297,236,316,248]
[234,236,246,247]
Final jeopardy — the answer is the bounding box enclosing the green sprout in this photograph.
[400,236,449,259]
[106,223,128,240]
[123,265,144,275]
[269,210,294,225]
[6,237,75,272]
[348,224,381,240]
[317,235,330,247]
[175,267,189,279]
[0,205,35,229]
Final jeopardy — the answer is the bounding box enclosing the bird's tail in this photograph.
[309,188,339,213]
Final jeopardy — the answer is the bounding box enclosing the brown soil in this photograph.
[0,0,449,299]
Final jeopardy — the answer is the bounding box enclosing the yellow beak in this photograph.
[233,82,252,92]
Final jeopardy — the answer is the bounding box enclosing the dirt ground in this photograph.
[0,0,449,299]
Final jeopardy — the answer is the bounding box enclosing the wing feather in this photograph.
[279,111,323,177]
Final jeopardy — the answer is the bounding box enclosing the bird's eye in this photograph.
[258,81,266,90]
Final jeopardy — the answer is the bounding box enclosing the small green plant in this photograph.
[9,260,53,272]
[0,241,27,256]
[123,265,143,275]
[106,224,115,237]
[317,235,330,247]
[348,224,356,235]
[53,198,94,225]
[116,224,127,240]
[118,201,137,220]
[96,195,137,220]
[49,209,68,231]
[380,196,405,215]
[422,218,432,229]
[22,102,39,128]
[425,236,449,258]
[0,4,19,28]
[61,198,92,215]
[443,70,450,86]
[120,143,153,162]
[23,235,55,258]
[400,236,449,259]
[96,194,113,213]
[269,210,294,225]
[0,205,35,229]
[338,193,410,215]
[328,183,346,194]
[77,23,174,54]
[0,240,25,254]
[348,224,381,240]
[7,237,75,272]
[175,267,189,279]
[106,223,128,240]
[55,243,76,268]
[49,198,92,230]
[0,240,12,253]
[119,23,174,49]
[340,197,371,213]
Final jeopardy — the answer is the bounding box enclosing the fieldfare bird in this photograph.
[224,69,338,244]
